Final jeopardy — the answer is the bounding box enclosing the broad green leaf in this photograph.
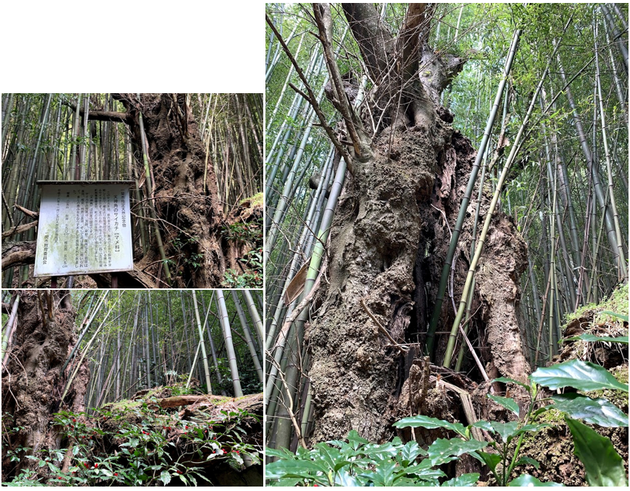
[442,473,480,486]
[530,360,628,392]
[398,461,446,481]
[333,468,361,487]
[265,458,328,479]
[508,474,563,486]
[398,440,425,465]
[265,446,297,460]
[476,451,502,474]
[314,443,342,471]
[515,456,540,469]
[564,333,628,344]
[551,393,629,427]
[160,470,171,485]
[471,420,495,432]
[485,421,519,442]
[427,438,487,466]
[488,394,521,418]
[270,477,303,486]
[394,415,467,438]
[359,460,398,486]
[346,430,369,449]
[565,416,628,486]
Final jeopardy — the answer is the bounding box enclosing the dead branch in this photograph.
[266,13,354,170]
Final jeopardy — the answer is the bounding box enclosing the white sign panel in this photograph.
[34,182,134,277]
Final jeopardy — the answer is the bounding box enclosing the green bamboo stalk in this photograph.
[217,290,243,397]
[191,290,213,394]
[426,29,521,358]
[594,25,627,280]
[232,291,263,384]
[443,35,558,368]
[61,293,120,401]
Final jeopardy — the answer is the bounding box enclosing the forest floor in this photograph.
[510,286,628,485]
[3,384,263,486]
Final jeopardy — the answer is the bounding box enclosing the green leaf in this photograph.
[485,421,519,442]
[394,415,467,438]
[564,333,628,344]
[530,360,628,392]
[565,416,628,486]
[476,451,502,474]
[515,456,540,469]
[442,473,480,486]
[551,393,628,427]
[488,395,521,418]
[159,470,171,485]
[265,446,296,460]
[346,430,369,449]
[398,440,425,465]
[508,474,564,486]
[427,438,487,466]
[265,459,328,480]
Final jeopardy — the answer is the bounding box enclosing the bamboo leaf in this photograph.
[564,333,628,344]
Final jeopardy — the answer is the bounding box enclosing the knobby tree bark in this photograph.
[298,4,529,445]
[112,93,226,288]
[2,291,89,481]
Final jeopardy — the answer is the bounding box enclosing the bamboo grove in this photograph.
[264,3,628,450]
[1,93,263,288]
[2,289,264,410]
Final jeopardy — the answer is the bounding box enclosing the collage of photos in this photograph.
[1,2,629,489]
[1,93,265,485]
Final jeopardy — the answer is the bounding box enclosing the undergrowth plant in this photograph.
[266,340,628,487]
[3,405,262,486]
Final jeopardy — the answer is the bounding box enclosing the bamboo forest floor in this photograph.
[3,384,263,486]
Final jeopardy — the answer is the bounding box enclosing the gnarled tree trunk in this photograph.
[113,93,226,288]
[1,290,89,481]
[303,4,528,445]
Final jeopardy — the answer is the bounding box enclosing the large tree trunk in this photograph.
[1,290,89,481]
[304,4,529,445]
[113,93,226,288]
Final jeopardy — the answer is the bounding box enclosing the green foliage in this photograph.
[222,216,263,288]
[266,430,470,486]
[564,416,628,487]
[530,359,629,393]
[267,355,627,486]
[3,405,262,487]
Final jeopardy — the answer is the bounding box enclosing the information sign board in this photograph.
[34,181,134,277]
